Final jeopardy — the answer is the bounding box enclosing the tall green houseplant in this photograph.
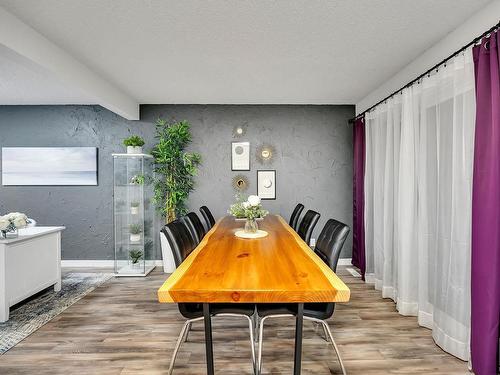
[151,119,201,223]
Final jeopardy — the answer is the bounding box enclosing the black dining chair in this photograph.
[180,212,206,245]
[296,209,320,245]
[256,219,350,375]
[199,206,216,230]
[289,203,304,231]
[162,220,257,374]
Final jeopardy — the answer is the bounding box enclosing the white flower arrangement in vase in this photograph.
[229,195,268,233]
[0,212,30,238]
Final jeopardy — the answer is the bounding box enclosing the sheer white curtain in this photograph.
[364,49,475,360]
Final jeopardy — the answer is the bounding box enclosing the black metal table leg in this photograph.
[294,303,304,375]
[203,303,215,375]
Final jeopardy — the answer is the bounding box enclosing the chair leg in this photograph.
[213,313,257,375]
[183,322,192,342]
[244,315,257,375]
[253,313,259,343]
[168,320,191,375]
[320,320,347,375]
[257,314,295,374]
[257,316,269,374]
[321,322,330,342]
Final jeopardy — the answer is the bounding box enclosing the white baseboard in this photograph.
[364,273,376,284]
[61,260,164,268]
[61,258,352,268]
[338,258,352,266]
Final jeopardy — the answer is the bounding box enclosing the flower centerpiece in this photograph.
[229,194,268,233]
[0,212,29,238]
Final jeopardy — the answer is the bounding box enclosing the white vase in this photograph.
[127,146,143,154]
[130,233,141,242]
[130,206,139,215]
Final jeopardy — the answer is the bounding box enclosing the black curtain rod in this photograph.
[348,20,500,124]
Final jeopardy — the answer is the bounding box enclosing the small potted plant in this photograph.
[130,174,145,185]
[130,201,140,215]
[129,223,142,242]
[129,249,143,269]
[123,135,145,154]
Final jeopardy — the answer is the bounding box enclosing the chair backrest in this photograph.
[289,203,304,231]
[161,220,203,320]
[315,219,350,273]
[297,209,320,245]
[309,219,350,320]
[161,220,196,268]
[181,212,206,245]
[199,206,216,229]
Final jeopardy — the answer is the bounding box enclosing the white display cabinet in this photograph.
[112,154,156,276]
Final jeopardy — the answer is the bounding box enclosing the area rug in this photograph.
[0,272,113,354]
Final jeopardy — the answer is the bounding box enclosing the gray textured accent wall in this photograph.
[0,104,354,260]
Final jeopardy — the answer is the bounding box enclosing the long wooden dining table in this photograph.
[158,215,350,374]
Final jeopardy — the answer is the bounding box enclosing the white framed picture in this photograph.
[231,141,250,171]
[1,147,98,186]
[257,170,276,200]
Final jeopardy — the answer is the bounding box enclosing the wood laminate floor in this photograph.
[0,267,469,375]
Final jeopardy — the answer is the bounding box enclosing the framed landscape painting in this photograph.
[1,147,98,186]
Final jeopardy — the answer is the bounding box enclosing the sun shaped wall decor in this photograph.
[256,143,276,165]
[232,174,249,192]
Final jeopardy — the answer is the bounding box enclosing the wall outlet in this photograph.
[309,238,316,248]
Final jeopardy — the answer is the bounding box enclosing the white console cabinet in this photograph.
[0,226,65,322]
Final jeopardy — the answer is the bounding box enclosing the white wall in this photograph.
[356,0,500,114]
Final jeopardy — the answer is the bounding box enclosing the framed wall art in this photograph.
[257,169,276,200]
[1,147,98,186]
[231,141,250,171]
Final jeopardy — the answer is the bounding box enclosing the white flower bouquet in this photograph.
[229,195,268,233]
[228,194,268,220]
[0,212,30,238]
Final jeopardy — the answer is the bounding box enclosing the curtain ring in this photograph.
[484,40,490,50]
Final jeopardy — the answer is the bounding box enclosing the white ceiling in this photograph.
[0,44,93,105]
[0,0,493,115]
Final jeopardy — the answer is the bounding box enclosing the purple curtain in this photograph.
[352,116,366,279]
[471,30,500,375]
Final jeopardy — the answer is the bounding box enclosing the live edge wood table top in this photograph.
[158,215,350,304]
